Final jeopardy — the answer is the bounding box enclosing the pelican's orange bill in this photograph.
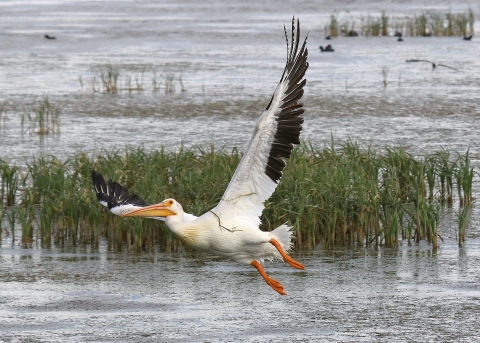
[121,203,175,218]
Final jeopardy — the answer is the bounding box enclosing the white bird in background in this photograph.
[92,17,309,295]
[406,59,459,71]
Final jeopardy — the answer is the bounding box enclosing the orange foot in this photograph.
[269,238,305,270]
[250,260,286,295]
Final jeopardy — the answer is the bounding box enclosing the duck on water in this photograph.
[319,44,334,52]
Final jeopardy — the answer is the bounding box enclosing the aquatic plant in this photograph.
[85,67,186,94]
[152,71,161,92]
[381,10,389,36]
[382,67,388,87]
[453,149,475,206]
[2,140,475,251]
[327,13,339,37]
[0,107,7,131]
[164,73,176,93]
[123,73,144,93]
[5,207,17,242]
[91,76,100,93]
[468,8,475,36]
[325,9,475,37]
[0,159,21,206]
[0,206,4,241]
[458,205,472,246]
[22,96,60,134]
[415,13,428,36]
[361,15,382,36]
[99,64,119,93]
[429,12,445,36]
[453,12,469,37]
[178,75,186,92]
[78,75,84,92]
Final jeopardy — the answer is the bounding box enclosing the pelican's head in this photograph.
[121,198,183,219]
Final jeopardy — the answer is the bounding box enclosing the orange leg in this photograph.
[269,238,305,270]
[250,260,286,295]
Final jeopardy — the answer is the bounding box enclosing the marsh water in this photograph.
[1,0,480,341]
[1,241,480,342]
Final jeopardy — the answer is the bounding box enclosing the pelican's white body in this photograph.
[163,202,293,264]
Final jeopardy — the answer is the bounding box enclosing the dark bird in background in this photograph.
[406,59,459,71]
[325,35,331,40]
[44,35,56,40]
[394,31,403,41]
[319,44,334,52]
[463,35,473,41]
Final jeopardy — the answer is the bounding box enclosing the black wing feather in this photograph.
[265,17,309,183]
[91,170,149,210]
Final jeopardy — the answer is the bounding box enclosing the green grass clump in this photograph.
[1,141,476,251]
[326,13,339,37]
[99,64,119,93]
[22,97,60,134]
[85,66,186,94]
[0,159,22,206]
[326,9,475,37]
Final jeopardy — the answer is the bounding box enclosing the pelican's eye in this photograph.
[165,200,174,207]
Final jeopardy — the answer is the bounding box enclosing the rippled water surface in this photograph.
[1,240,480,342]
[1,0,480,161]
[1,0,480,341]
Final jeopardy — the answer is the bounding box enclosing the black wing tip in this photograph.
[91,170,149,209]
[265,17,308,112]
[91,169,101,183]
[264,16,309,184]
[91,170,105,192]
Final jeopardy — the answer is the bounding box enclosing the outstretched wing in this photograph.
[91,170,153,216]
[406,59,434,64]
[92,171,198,222]
[437,63,459,71]
[213,17,308,222]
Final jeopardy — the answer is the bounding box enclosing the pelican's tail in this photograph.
[269,224,294,253]
[269,225,304,270]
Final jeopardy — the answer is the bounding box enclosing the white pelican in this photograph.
[406,59,459,71]
[92,17,308,295]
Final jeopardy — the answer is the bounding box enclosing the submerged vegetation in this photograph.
[0,141,476,251]
[325,8,475,38]
[80,65,187,94]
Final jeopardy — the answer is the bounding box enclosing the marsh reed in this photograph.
[325,8,475,37]
[0,107,7,131]
[0,159,22,206]
[86,65,187,94]
[0,141,475,251]
[21,97,61,134]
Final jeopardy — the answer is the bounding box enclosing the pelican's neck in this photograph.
[165,211,186,235]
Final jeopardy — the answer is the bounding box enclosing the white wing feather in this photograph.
[213,18,309,223]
